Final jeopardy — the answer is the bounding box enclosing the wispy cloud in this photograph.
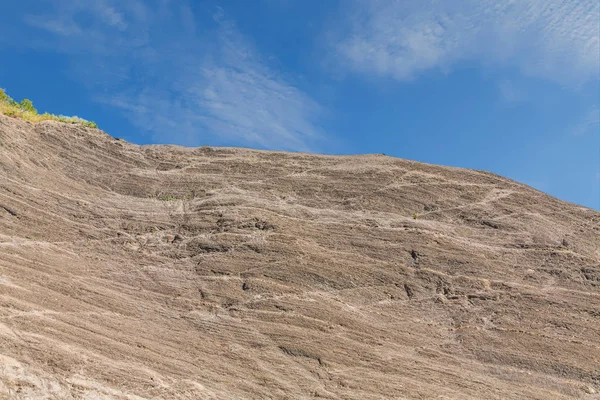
[497,80,525,104]
[331,0,600,86]
[23,15,81,36]
[572,105,600,137]
[16,1,325,150]
[92,2,128,31]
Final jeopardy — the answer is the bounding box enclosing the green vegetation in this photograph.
[0,88,98,129]
[147,189,201,202]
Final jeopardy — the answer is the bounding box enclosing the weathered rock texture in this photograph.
[0,115,599,399]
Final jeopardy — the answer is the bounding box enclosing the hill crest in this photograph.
[1,114,599,399]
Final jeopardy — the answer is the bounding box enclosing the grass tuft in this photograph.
[0,88,98,129]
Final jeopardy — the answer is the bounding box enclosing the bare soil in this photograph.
[0,115,599,399]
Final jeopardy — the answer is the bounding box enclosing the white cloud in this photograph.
[24,0,128,35]
[17,1,325,150]
[332,0,600,85]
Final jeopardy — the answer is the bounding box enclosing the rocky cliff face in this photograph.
[0,115,599,399]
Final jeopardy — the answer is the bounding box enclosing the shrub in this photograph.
[0,89,10,103]
[20,99,37,113]
[0,88,98,129]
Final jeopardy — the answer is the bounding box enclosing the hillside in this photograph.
[0,114,599,399]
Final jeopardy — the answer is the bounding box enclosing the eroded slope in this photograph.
[0,115,599,399]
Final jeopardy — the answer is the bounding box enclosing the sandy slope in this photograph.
[0,115,599,399]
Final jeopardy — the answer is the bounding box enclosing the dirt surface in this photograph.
[0,114,599,399]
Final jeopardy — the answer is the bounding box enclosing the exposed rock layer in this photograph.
[0,115,599,399]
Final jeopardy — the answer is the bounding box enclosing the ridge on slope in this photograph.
[0,115,599,399]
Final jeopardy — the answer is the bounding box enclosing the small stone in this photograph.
[583,385,596,394]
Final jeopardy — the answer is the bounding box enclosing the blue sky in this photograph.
[1,0,599,209]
